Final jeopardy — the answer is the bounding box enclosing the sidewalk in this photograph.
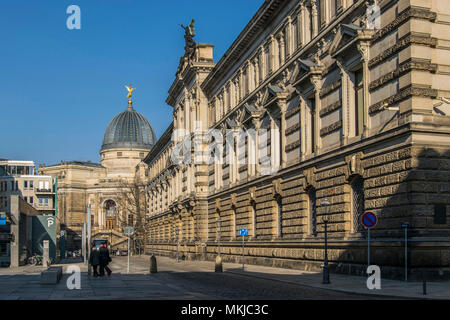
[154,256,450,300]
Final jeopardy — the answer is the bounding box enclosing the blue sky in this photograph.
[0,0,262,167]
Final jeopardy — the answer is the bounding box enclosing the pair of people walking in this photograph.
[89,244,112,277]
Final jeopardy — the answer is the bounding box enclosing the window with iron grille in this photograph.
[351,176,365,232]
[308,188,317,236]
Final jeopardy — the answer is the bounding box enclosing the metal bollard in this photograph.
[422,270,427,295]
[150,254,158,274]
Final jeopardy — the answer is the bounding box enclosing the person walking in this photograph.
[89,246,100,277]
[99,244,112,277]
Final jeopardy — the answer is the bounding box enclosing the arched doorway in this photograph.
[105,200,117,230]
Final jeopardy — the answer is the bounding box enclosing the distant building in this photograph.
[39,96,157,251]
[0,160,56,216]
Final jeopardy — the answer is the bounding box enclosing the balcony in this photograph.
[35,188,54,195]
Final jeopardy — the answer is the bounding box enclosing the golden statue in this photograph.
[125,84,136,99]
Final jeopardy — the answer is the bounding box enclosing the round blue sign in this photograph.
[361,211,377,229]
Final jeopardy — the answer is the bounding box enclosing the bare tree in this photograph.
[116,175,148,254]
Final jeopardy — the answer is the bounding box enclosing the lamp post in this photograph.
[322,198,331,284]
[217,216,221,256]
[176,227,179,263]
[215,216,223,273]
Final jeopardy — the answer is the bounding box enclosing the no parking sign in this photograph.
[361,211,377,229]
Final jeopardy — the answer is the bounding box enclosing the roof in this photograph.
[101,102,157,151]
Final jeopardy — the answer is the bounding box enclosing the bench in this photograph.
[40,266,63,284]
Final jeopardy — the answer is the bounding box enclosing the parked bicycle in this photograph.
[27,253,43,266]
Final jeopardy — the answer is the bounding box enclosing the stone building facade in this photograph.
[146,0,450,279]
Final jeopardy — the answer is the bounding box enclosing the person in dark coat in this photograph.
[89,246,100,277]
[99,244,112,276]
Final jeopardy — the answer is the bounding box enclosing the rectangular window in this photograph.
[354,69,364,136]
[24,196,27,202]
[30,181,34,189]
[39,198,43,206]
[434,205,447,225]
[24,181,28,189]
[44,181,49,190]
[45,198,49,206]
[310,98,316,154]
[117,152,123,157]
[29,197,33,205]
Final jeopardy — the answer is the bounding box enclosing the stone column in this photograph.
[253,117,261,176]
[259,45,266,81]
[299,3,305,46]
[336,58,349,145]
[279,35,286,66]
[299,96,307,161]
[270,35,276,73]
[311,75,322,153]
[311,0,319,38]
[278,99,288,168]
[358,41,371,138]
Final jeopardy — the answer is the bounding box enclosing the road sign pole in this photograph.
[405,226,408,282]
[127,236,130,274]
[242,234,245,270]
[368,228,370,266]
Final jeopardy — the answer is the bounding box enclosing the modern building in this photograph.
[0,160,56,216]
[144,0,450,279]
[39,96,157,251]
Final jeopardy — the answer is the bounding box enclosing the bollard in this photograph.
[43,240,49,268]
[215,255,223,273]
[149,254,157,274]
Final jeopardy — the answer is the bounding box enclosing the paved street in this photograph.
[0,255,389,300]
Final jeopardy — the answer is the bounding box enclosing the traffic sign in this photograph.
[238,228,248,236]
[0,217,6,226]
[124,226,134,236]
[401,223,410,228]
[361,211,377,229]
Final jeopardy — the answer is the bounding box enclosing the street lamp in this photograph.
[175,227,179,263]
[215,215,223,273]
[217,216,221,256]
[321,198,331,285]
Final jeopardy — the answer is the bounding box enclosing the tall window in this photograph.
[251,202,257,239]
[354,69,364,136]
[308,188,317,236]
[277,197,283,238]
[351,176,365,232]
[309,98,316,154]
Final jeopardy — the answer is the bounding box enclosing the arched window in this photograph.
[308,188,317,236]
[351,176,365,232]
[105,200,117,230]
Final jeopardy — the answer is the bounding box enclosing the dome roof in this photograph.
[101,102,156,151]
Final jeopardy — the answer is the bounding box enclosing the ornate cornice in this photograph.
[369,59,437,92]
[320,100,342,118]
[371,7,437,45]
[319,79,341,98]
[369,85,438,115]
[320,120,342,137]
[369,33,437,69]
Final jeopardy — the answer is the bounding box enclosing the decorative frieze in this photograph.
[369,59,438,92]
[285,105,300,119]
[319,100,341,117]
[369,86,438,115]
[369,34,437,69]
[286,122,300,136]
[319,79,341,99]
[285,140,300,152]
[320,120,342,137]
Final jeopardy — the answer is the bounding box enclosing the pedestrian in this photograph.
[89,246,100,277]
[99,244,112,277]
